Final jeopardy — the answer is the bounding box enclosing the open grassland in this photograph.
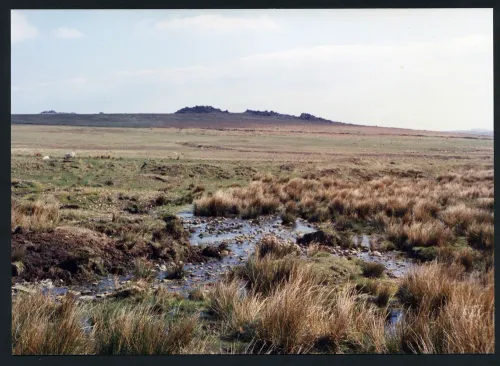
[12,124,492,160]
[11,123,494,354]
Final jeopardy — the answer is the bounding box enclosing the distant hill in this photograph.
[11,105,349,129]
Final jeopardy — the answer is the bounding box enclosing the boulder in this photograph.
[297,230,340,246]
[64,152,76,160]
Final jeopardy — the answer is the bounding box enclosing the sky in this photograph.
[11,9,493,131]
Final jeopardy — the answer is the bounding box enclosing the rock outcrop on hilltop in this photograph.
[244,109,298,119]
[298,113,331,123]
[175,106,229,114]
[244,109,334,123]
[40,110,76,115]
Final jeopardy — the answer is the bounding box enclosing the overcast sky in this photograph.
[11,9,493,131]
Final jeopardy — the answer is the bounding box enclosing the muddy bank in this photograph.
[11,215,206,285]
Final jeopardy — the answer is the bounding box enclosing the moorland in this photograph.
[11,111,494,354]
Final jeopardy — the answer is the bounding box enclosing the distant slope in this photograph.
[11,106,351,129]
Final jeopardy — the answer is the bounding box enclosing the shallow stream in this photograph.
[16,208,413,312]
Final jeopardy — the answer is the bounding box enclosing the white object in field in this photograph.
[65,151,76,159]
[42,156,50,160]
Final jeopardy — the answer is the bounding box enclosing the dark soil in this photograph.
[11,221,208,285]
[11,227,125,284]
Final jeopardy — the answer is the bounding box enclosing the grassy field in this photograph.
[11,123,494,354]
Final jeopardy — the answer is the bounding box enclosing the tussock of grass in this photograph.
[11,197,60,232]
[412,199,440,221]
[12,292,92,355]
[466,222,494,250]
[374,283,394,307]
[405,221,453,247]
[360,261,386,278]
[397,262,494,353]
[230,255,325,296]
[252,275,387,353]
[255,273,329,353]
[207,281,264,340]
[255,235,300,259]
[133,258,155,280]
[91,302,198,355]
[165,262,186,280]
[280,211,296,225]
[386,221,453,250]
[188,288,206,302]
[306,243,322,257]
[440,204,493,235]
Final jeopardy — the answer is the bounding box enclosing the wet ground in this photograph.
[13,208,413,302]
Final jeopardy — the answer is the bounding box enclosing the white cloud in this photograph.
[11,11,39,43]
[113,33,491,86]
[154,14,279,34]
[53,27,84,39]
[241,33,491,66]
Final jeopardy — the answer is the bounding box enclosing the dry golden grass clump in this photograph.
[194,183,281,218]
[404,221,454,248]
[255,272,331,353]
[11,197,60,232]
[132,258,156,280]
[90,302,198,355]
[12,292,92,355]
[360,261,386,278]
[397,262,494,353]
[465,222,494,250]
[306,243,323,257]
[255,235,301,259]
[208,280,265,340]
[229,256,315,295]
[439,203,493,235]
